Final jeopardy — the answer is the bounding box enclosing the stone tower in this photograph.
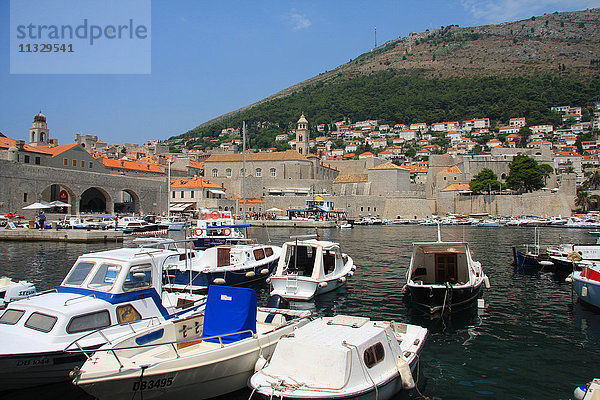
[296,113,309,156]
[29,112,49,147]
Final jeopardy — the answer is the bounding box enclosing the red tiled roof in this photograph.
[170,177,221,189]
[103,157,164,173]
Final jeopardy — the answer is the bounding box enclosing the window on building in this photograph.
[361,207,364,212]
[181,191,184,198]
[191,191,194,198]
[72,160,77,167]
[226,168,232,177]
[23,193,28,202]
[374,207,377,212]
[171,192,175,199]
[64,158,68,166]
[256,168,262,177]
[34,157,41,165]
[270,168,276,177]
[368,207,370,212]
[81,161,85,168]
[240,168,245,176]
[89,162,93,168]
[24,155,30,163]
[212,169,218,177]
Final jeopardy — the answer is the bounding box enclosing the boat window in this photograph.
[254,248,265,261]
[116,304,142,323]
[67,310,111,334]
[265,247,274,257]
[123,264,152,292]
[323,250,336,274]
[285,245,315,277]
[63,261,96,286]
[0,309,25,325]
[364,342,385,368]
[87,263,121,291]
[25,312,58,333]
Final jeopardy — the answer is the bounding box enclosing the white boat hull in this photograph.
[270,276,347,301]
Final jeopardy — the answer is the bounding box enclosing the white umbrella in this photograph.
[266,207,283,212]
[22,202,51,210]
[48,200,72,207]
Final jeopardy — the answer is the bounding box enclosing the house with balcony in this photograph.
[509,117,526,128]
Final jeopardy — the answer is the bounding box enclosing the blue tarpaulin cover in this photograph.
[203,285,257,344]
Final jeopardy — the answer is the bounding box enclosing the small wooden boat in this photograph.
[72,286,310,400]
[405,227,489,314]
[268,235,355,301]
[248,315,428,400]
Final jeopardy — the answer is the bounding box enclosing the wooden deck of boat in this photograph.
[0,228,123,243]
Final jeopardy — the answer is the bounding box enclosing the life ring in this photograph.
[223,228,231,236]
[193,228,203,236]
[211,210,221,219]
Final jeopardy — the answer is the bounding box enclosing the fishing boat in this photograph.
[567,263,600,310]
[405,226,489,314]
[163,242,281,291]
[248,315,428,400]
[72,286,310,400]
[268,235,355,301]
[188,209,248,249]
[0,247,205,389]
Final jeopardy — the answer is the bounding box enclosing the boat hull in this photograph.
[408,281,484,314]
[166,259,278,290]
[270,276,346,301]
[572,274,600,309]
[0,350,88,389]
[191,237,245,249]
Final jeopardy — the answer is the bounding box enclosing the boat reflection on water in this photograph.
[286,285,350,315]
[406,299,485,335]
[570,301,600,340]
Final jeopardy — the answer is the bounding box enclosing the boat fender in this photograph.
[260,268,269,275]
[396,357,415,390]
[213,278,226,285]
[539,261,554,267]
[347,271,354,278]
[574,384,588,400]
[338,277,346,283]
[351,266,356,271]
[246,271,256,278]
[565,276,573,283]
[484,276,491,289]
[254,355,268,372]
[319,282,328,288]
[266,277,271,283]
[582,286,588,297]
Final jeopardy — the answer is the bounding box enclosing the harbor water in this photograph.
[1,225,599,399]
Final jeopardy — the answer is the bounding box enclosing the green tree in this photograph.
[518,127,532,147]
[506,154,545,192]
[469,168,504,193]
[589,171,600,189]
[539,163,554,185]
[576,189,592,212]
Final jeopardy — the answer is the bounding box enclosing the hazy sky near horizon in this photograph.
[1,0,599,146]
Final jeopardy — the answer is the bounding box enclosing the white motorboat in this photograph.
[72,286,310,400]
[188,209,248,248]
[0,247,205,389]
[0,276,36,308]
[567,263,600,309]
[574,378,600,400]
[405,227,489,314]
[163,242,281,291]
[268,236,355,301]
[337,222,353,229]
[249,315,428,400]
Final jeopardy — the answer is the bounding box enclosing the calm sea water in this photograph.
[1,226,599,400]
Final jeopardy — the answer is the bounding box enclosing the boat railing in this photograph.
[63,293,97,306]
[64,316,163,355]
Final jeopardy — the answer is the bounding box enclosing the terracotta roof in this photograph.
[369,162,404,170]
[170,177,221,189]
[333,174,368,183]
[398,165,428,173]
[441,183,471,192]
[205,150,307,163]
[103,157,164,173]
[189,160,204,170]
[438,166,462,174]
[0,136,81,156]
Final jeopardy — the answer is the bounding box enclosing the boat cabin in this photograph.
[409,242,472,285]
[277,239,345,280]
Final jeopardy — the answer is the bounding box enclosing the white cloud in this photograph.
[287,8,311,31]
[460,0,600,23]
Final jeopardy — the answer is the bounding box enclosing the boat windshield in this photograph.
[285,245,316,277]
[87,263,122,292]
[63,261,96,286]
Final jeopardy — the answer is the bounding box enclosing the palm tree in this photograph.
[588,170,600,189]
[576,189,592,212]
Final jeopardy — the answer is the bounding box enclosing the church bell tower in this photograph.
[29,112,49,147]
[296,113,309,155]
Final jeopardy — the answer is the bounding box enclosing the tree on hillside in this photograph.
[540,163,554,185]
[576,189,592,212]
[518,127,532,147]
[588,170,600,189]
[469,168,504,193]
[506,154,545,192]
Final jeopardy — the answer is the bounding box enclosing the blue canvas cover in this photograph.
[203,285,257,344]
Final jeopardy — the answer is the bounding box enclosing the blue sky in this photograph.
[1,0,600,145]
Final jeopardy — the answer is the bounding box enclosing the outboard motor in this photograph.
[1,281,36,307]
[266,294,290,310]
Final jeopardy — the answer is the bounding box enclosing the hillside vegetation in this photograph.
[173,9,600,148]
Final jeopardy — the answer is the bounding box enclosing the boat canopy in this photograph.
[202,286,256,344]
[277,239,342,280]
